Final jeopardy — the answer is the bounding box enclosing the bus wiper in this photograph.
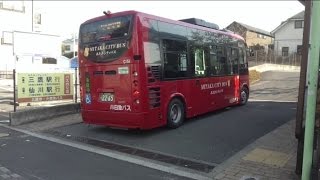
[98,35,111,41]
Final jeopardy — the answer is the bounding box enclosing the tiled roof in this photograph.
[235,22,272,37]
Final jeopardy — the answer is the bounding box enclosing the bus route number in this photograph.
[123,59,131,64]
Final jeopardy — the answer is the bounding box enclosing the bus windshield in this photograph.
[79,15,133,62]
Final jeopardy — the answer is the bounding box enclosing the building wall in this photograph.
[63,39,78,54]
[0,1,33,71]
[0,1,66,73]
[273,20,303,55]
[245,31,273,49]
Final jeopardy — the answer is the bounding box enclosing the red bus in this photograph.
[78,10,249,129]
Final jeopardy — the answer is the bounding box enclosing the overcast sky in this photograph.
[34,1,304,38]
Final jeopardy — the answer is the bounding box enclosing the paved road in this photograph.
[0,126,192,180]
[249,71,299,102]
[0,81,11,123]
[0,71,300,179]
[50,101,296,165]
[47,71,299,165]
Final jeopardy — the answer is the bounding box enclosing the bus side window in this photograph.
[217,46,227,76]
[193,48,206,77]
[162,39,188,79]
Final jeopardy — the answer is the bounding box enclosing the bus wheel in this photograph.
[167,98,185,128]
[240,87,249,105]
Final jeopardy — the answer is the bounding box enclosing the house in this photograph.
[271,11,304,57]
[62,37,78,58]
[226,21,273,50]
[0,1,65,77]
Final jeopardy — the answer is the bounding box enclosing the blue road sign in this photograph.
[70,56,79,68]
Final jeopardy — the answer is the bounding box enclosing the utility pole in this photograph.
[31,0,34,32]
[73,32,76,58]
[301,0,320,179]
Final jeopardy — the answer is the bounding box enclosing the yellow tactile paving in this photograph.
[242,148,290,167]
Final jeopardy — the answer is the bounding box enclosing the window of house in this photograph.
[0,1,25,12]
[42,57,57,64]
[162,39,188,79]
[1,31,13,45]
[295,20,303,29]
[297,45,302,55]
[282,47,289,56]
[65,45,71,51]
[34,13,41,25]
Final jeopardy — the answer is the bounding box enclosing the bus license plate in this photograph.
[100,93,114,102]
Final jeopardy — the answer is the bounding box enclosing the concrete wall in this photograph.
[10,103,80,126]
[249,63,300,73]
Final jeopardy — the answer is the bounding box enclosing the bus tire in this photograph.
[240,87,249,105]
[167,98,185,129]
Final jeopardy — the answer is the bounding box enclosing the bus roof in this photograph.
[81,10,245,42]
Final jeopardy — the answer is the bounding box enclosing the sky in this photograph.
[33,1,305,39]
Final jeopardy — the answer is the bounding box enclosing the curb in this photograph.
[9,103,80,126]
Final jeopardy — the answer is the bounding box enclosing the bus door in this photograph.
[223,47,240,105]
[206,45,228,109]
[189,46,211,115]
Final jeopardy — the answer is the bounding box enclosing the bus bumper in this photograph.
[81,110,153,129]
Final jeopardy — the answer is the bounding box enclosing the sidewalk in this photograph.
[0,165,24,180]
[211,120,298,180]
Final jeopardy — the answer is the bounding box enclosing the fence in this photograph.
[247,49,302,67]
[0,70,13,79]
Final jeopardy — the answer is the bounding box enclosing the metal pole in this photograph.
[73,32,76,58]
[302,1,320,179]
[13,69,16,112]
[31,0,33,32]
[75,67,77,103]
[296,1,311,175]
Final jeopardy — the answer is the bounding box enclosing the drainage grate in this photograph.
[45,130,215,173]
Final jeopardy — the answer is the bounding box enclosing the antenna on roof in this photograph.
[103,10,111,16]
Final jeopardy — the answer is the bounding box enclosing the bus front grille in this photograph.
[148,87,160,108]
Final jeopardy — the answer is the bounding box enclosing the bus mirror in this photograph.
[133,55,141,60]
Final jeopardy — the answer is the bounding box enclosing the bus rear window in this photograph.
[80,15,133,44]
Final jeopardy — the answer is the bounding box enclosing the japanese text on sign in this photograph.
[17,73,74,103]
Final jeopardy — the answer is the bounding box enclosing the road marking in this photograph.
[0,87,13,92]
[248,99,297,103]
[0,120,10,123]
[0,113,9,118]
[0,124,212,180]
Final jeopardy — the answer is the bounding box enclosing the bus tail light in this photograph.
[133,71,138,77]
[133,90,140,98]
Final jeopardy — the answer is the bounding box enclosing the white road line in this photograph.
[0,87,13,92]
[0,113,9,118]
[0,125,212,180]
[249,99,297,103]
